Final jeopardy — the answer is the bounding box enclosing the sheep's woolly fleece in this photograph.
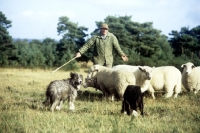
[85,65,136,101]
[148,66,182,99]
[181,62,200,94]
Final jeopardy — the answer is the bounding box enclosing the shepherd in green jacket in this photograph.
[75,23,128,68]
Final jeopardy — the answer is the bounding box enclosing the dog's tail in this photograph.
[42,97,50,106]
[42,89,51,106]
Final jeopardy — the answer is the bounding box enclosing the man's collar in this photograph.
[99,32,110,37]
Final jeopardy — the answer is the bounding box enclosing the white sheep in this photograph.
[181,62,200,94]
[148,66,182,99]
[113,65,154,93]
[84,65,136,101]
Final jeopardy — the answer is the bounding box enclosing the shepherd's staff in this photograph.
[51,57,77,73]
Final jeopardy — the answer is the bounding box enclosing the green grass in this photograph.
[0,68,200,133]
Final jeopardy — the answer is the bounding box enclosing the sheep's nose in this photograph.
[83,83,88,88]
[147,75,151,80]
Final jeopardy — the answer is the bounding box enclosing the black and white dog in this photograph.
[121,85,144,117]
[43,72,83,112]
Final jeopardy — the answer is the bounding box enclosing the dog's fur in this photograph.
[43,72,83,112]
[121,85,144,117]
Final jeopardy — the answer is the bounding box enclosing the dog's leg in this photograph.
[68,96,75,111]
[132,110,139,117]
[121,100,126,114]
[69,101,75,110]
[55,100,63,111]
[50,100,59,112]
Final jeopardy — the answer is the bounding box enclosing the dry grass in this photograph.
[0,68,200,133]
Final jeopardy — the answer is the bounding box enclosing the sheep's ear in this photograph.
[152,66,155,69]
[138,67,144,72]
[181,64,185,68]
[94,65,99,72]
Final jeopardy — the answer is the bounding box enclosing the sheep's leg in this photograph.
[165,90,173,98]
[194,83,200,94]
[105,93,114,101]
[173,87,181,98]
[194,90,199,94]
[166,84,177,98]
[99,84,111,101]
[173,93,178,98]
[151,92,156,99]
[140,83,150,93]
[174,82,182,98]
[148,85,156,99]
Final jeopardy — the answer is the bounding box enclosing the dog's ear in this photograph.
[80,74,83,80]
[70,72,75,78]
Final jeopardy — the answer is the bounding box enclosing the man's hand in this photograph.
[75,52,81,58]
[122,55,128,62]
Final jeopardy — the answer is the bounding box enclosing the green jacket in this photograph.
[79,32,125,65]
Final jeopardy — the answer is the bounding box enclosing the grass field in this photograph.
[0,68,200,133]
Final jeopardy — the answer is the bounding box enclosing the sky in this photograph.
[1,0,200,40]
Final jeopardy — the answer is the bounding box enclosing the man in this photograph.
[75,23,128,68]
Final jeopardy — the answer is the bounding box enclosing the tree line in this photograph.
[0,11,200,70]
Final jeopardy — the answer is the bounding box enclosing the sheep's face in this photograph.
[181,62,195,75]
[87,65,99,79]
[139,66,154,80]
[83,77,96,88]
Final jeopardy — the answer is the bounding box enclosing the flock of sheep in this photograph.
[84,62,200,100]
[82,62,200,116]
[43,62,200,116]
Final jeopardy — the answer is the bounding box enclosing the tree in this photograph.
[28,40,46,67]
[190,26,200,58]
[169,26,200,60]
[57,16,88,47]
[14,39,45,68]
[41,38,57,68]
[0,11,12,44]
[56,16,89,69]
[0,11,18,67]
[14,39,30,67]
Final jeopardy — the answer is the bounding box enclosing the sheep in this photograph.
[83,65,136,101]
[112,65,154,93]
[121,85,144,117]
[181,62,200,94]
[148,66,182,99]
